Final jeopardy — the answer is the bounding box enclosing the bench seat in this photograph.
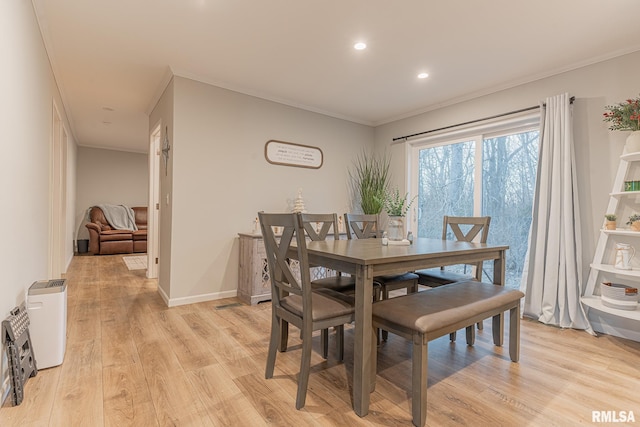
[372,281,524,427]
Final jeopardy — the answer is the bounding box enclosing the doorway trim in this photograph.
[147,122,161,278]
[49,100,67,278]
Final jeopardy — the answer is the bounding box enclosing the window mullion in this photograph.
[474,135,483,216]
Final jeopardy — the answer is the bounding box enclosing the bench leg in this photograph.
[336,325,344,361]
[509,304,520,362]
[412,333,427,427]
[492,313,504,346]
[465,325,475,346]
[321,329,329,359]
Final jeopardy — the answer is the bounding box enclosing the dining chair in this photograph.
[300,212,356,293]
[416,216,491,286]
[259,212,356,410]
[302,213,383,349]
[344,213,419,341]
[344,213,381,239]
[415,215,491,336]
[301,212,375,355]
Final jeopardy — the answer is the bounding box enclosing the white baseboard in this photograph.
[157,285,170,306]
[66,251,74,272]
[156,287,238,308]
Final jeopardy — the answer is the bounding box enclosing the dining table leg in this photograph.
[353,264,373,417]
[492,249,506,346]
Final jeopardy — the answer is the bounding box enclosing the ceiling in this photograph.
[32,0,640,153]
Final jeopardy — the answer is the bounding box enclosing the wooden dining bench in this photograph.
[372,281,524,427]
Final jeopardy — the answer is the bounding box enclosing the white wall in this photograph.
[75,146,148,240]
[1,1,76,402]
[375,50,640,289]
[0,1,75,317]
[152,76,373,305]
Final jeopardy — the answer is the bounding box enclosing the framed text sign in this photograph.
[264,140,323,169]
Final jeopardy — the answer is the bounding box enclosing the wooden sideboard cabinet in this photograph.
[237,231,343,306]
[238,232,272,305]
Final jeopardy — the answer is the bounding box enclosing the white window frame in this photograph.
[405,111,540,233]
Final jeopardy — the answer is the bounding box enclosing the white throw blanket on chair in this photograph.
[95,204,138,231]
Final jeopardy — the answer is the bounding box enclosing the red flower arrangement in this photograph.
[603,96,640,132]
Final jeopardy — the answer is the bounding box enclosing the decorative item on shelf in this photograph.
[625,180,640,191]
[384,188,416,241]
[604,213,617,230]
[614,243,635,270]
[603,94,640,153]
[627,213,640,231]
[600,282,639,311]
[292,188,307,213]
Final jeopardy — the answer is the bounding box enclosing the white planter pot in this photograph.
[625,131,640,154]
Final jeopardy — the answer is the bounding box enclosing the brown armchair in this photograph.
[85,205,147,255]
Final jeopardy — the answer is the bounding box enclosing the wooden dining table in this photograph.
[297,237,509,418]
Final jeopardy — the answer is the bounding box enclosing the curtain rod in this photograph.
[392,96,575,142]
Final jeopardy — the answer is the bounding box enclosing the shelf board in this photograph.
[581,295,640,321]
[601,228,640,236]
[610,190,640,197]
[621,152,640,162]
[589,263,640,277]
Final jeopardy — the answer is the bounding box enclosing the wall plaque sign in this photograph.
[264,140,323,169]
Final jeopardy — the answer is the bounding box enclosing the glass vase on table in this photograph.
[387,216,405,241]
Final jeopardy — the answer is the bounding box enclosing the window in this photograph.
[409,114,539,289]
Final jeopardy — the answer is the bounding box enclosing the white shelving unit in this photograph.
[583,152,640,341]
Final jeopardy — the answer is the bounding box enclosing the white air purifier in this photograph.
[27,279,67,369]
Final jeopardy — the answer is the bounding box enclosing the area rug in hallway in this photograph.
[123,255,147,270]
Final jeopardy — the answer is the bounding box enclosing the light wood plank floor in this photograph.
[2,254,639,426]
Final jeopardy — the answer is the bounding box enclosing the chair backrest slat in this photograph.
[259,212,310,302]
[442,215,491,280]
[443,216,491,243]
[344,213,380,240]
[300,213,340,241]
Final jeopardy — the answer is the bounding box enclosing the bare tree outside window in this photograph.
[415,130,539,289]
[417,140,475,239]
[482,131,539,288]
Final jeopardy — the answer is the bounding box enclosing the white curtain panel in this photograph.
[520,93,594,333]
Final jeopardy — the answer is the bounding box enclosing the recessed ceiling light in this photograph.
[418,72,429,79]
[354,42,367,50]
